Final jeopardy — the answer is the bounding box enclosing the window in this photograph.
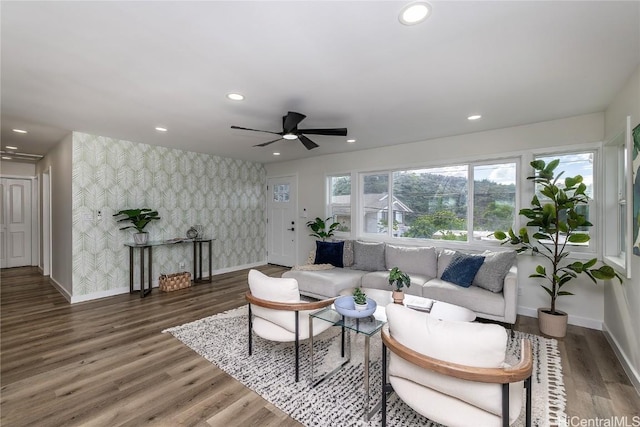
[472,163,517,241]
[361,173,389,235]
[533,152,596,252]
[328,174,352,233]
[272,184,290,202]
[359,160,517,243]
[394,166,468,240]
[604,116,633,278]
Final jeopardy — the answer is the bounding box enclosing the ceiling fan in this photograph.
[231,111,347,150]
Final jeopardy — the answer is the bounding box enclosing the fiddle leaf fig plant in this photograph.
[388,267,411,292]
[494,159,622,315]
[113,208,160,233]
[306,216,340,241]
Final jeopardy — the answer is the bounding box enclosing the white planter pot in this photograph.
[537,308,568,338]
[354,302,368,311]
[133,232,149,245]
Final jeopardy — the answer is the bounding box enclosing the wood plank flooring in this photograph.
[1,266,638,426]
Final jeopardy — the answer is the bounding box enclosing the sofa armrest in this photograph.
[501,266,518,324]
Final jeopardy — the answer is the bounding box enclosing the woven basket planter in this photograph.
[159,272,192,292]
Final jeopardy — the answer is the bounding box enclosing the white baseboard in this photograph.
[68,261,268,304]
[517,306,603,330]
[602,325,640,396]
[50,276,72,303]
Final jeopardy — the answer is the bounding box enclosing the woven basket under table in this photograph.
[159,272,192,292]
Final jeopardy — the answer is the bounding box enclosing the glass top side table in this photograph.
[309,307,385,421]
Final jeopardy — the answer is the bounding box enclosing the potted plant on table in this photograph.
[353,288,368,311]
[306,217,340,241]
[113,208,161,245]
[494,159,622,337]
[388,267,411,304]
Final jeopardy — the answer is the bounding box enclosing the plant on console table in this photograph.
[494,159,622,338]
[388,267,411,305]
[306,217,340,241]
[113,208,161,245]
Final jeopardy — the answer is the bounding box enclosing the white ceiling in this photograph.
[1,1,639,164]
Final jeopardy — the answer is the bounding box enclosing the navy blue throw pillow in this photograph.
[315,241,344,268]
[440,252,485,288]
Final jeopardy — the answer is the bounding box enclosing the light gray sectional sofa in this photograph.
[282,240,518,324]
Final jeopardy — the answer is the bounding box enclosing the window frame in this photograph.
[356,158,520,248]
[326,173,353,238]
[603,116,633,278]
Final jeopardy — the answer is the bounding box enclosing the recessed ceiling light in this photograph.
[12,129,27,134]
[2,156,12,160]
[282,133,298,140]
[467,115,482,121]
[6,146,18,150]
[155,127,168,132]
[399,2,432,26]
[227,93,245,101]
[347,139,356,143]
[273,152,281,156]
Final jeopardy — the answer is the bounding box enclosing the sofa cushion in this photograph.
[437,249,456,278]
[248,269,300,302]
[352,241,386,271]
[282,268,367,299]
[385,244,437,278]
[314,240,344,268]
[440,252,485,287]
[472,250,517,293]
[361,271,426,296]
[423,278,505,317]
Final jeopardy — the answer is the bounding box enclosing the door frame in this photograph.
[0,175,35,268]
[41,167,52,276]
[265,174,298,267]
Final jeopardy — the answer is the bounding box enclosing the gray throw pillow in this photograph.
[352,241,386,271]
[472,250,517,293]
[385,244,437,277]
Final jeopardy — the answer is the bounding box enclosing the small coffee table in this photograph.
[309,308,384,421]
[340,287,477,322]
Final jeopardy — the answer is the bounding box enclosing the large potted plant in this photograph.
[113,208,161,245]
[494,159,622,337]
[388,267,411,304]
[306,217,340,241]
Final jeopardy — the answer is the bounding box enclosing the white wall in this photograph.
[0,161,36,177]
[266,112,607,328]
[36,133,73,296]
[603,64,640,391]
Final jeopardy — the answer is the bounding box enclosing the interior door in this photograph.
[266,176,297,267]
[0,178,32,268]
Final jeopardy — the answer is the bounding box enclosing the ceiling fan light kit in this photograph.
[231,111,347,150]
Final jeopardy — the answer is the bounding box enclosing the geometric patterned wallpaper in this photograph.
[71,132,266,296]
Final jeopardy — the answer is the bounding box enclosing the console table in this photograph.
[125,238,215,298]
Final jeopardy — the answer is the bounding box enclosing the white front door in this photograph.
[0,178,33,268]
[266,176,297,267]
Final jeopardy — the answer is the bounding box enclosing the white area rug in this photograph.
[164,306,566,427]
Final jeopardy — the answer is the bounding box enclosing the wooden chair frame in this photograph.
[381,325,533,427]
[245,291,336,382]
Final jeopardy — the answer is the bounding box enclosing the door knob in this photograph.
[287,227,295,231]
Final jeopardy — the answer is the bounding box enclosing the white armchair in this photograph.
[381,304,533,427]
[245,269,336,382]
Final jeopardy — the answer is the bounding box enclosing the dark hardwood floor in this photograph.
[1,266,638,426]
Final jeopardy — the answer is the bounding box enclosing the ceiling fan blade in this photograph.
[254,137,283,147]
[298,135,319,150]
[231,125,281,135]
[282,111,306,133]
[297,128,348,136]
